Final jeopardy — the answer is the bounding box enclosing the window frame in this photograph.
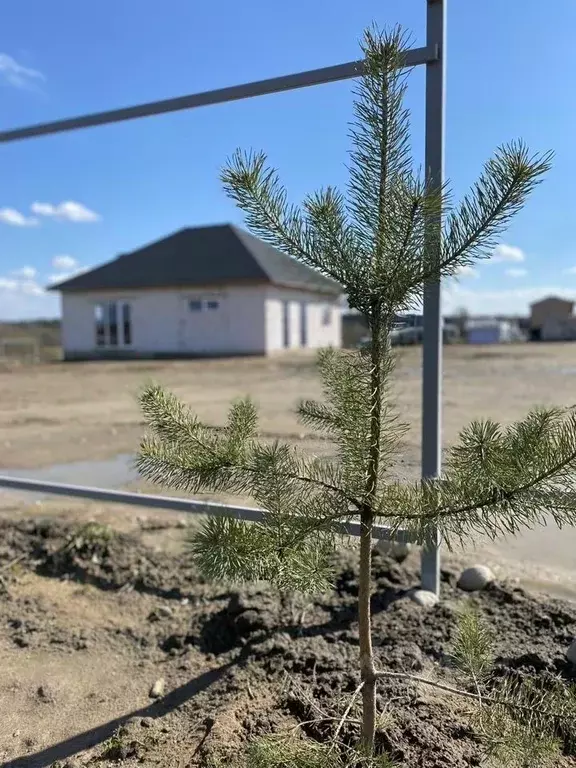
[94,300,133,348]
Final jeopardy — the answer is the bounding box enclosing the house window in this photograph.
[108,302,118,346]
[206,300,219,310]
[321,306,332,327]
[188,300,203,312]
[122,303,132,345]
[95,304,106,347]
[94,301,132,347]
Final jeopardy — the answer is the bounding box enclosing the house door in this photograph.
[282,301,290,348]
[300,303,307,347]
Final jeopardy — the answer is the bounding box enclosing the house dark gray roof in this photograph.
[47,224,342,296]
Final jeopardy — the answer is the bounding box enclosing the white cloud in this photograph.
[47,258,90,285]
[47,266,90,284]
[564,266,576,275]
[455,265,478,279]
[31,201,101,223]
[0,207,38,227]
[491,244,525,263]
[0,277,18,291]
[0,270,55,320]
[51,254,78,272]
[20,280,44,296]
[505,268,527,278]
[0,53,44,90]
[12,265,37,279]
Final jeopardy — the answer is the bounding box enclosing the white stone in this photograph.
[375,539,412,561]
[149,678,165,698]
[457,565,494,592]
[409,589,439,608]
[567,640,576,666]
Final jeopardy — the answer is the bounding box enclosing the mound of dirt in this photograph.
[1,518,576,768]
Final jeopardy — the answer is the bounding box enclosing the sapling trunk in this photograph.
[358,318,385,753]
[358,512,376,753]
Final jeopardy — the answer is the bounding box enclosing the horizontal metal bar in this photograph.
[0,475,414,543]
[0,45,435,145]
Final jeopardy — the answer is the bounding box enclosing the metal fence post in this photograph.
[420,0,446,595]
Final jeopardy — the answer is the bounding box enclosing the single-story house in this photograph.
[48,224,343,360]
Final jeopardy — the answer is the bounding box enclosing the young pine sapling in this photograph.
[137,26,576,761]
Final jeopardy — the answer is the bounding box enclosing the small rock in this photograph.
[458,565,494,592]
[37,684,56,703]
[409,589,438,608]
[176,518,188,529]
[141,716,155,728]
[567,639,576,666]
[148,604,174,622]
[149,678,165,698]
[375,539,412,562]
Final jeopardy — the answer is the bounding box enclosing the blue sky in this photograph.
[1,0,575,320]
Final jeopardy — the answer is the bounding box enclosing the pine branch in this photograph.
[379,408,576,548]
[221,150,350,287]
[138,382,358,505]
[438,142,553,277]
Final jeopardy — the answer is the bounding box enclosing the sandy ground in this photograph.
[2,344,576,589]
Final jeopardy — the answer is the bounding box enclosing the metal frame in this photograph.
[0,475,414,544]
[0,0,446,593]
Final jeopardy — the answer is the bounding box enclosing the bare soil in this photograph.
[0,511,575,768]
[2,344,576,766]
[3,343,576,473]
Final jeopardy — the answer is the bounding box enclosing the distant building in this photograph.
[342,310,369,348]
[47,224,342,360]
[466,318,523,345]
[530,297,576,341]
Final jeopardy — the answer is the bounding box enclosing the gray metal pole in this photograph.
[420,0,446,595]
[0,46,435,144]
[0,475,414,542]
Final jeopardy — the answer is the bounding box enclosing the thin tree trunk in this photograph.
[359,505,376,753]
[359,318,384,754]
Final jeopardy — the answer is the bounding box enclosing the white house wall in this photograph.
[265,287,342,353]
[60,285,267,358]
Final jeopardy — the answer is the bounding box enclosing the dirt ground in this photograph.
[0,512,576,768]
[2,344,576,766]
[3,343,576,473]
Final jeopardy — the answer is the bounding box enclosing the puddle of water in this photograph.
[0,453,140,501]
